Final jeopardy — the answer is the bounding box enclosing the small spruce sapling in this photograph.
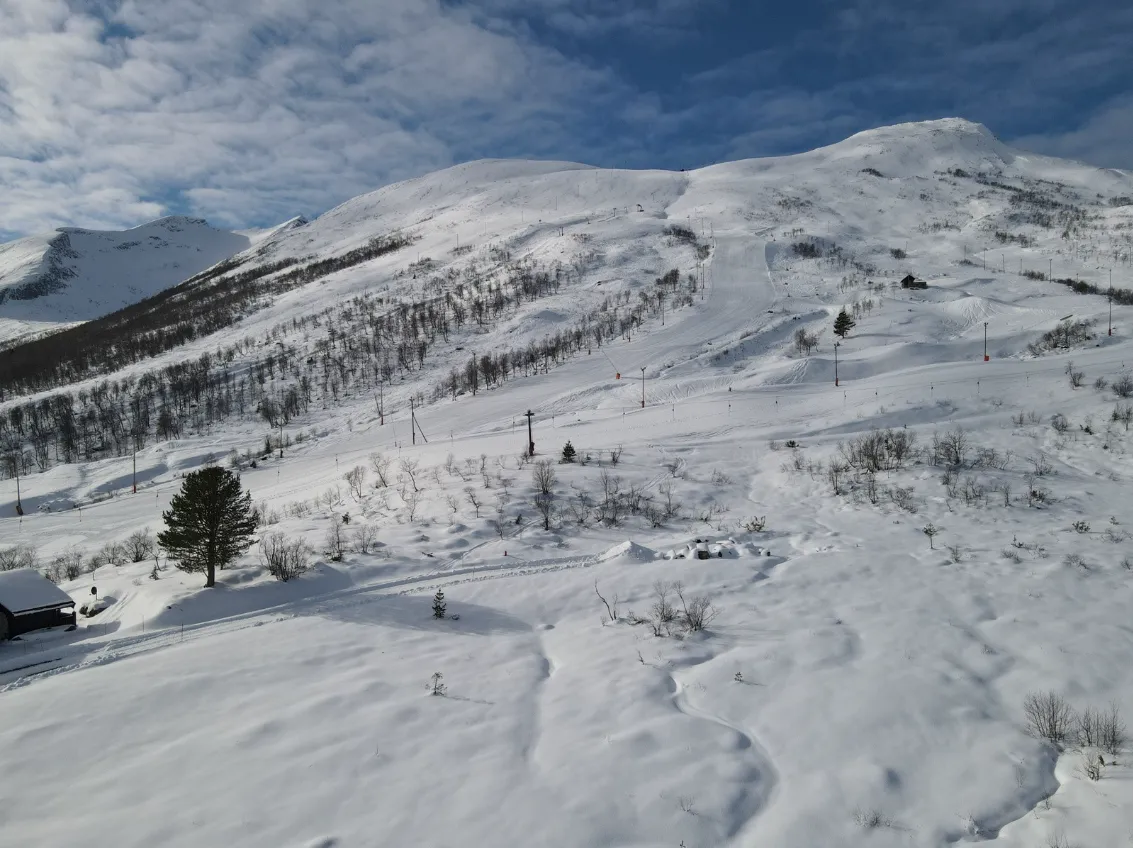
[923,523,938,549]
[561,441,577,463]
[429,672,447,696]
[432,588,447,620]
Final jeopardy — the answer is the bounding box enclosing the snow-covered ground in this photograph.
[2,119,1133,847]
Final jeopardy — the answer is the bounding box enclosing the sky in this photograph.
[1,0,1131,238]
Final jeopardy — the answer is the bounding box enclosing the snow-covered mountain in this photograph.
[0,216,269,346]
[5,119,1133,848]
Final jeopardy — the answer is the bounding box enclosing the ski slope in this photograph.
[2,119,1133,847]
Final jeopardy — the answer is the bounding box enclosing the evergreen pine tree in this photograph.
[561,441,577,463]
[833,309,856,338]
[432,588,447,619]
[157,466,257,588]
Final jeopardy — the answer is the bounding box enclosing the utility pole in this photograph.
[983,321,989,361]
[411,398,416,445]
[640,367,646,408]
[132,450,137,494]
[834,342,840,387]
[13,456,22,516]
[1109,269,1113,336]
[525,410,535,458]
[1049,258,1052,281]
[378,380,384,425]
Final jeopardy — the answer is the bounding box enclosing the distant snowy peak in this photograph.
[0,217,260,346]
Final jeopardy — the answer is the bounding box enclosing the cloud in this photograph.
[0,0,628,235]
[1011,97,1133,172]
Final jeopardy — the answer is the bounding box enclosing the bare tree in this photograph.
[403,490,421,522]
[657,481,680,519]
[124,528,156,562]
[345,465,367,501]
[464,487,482,517]
[793,327,819,355]
[674,582,718,632]
[648,581,677,637]
[369,451,392,487]
[398,458,422,493]
[597,468,623,526]
[532,459,556,495]
[324,522,348,562]
[261,532,312,581]
[533,492,555,530]
[353,523,379,554]
[1024,691,1076,748]
[594,582,618,623]
[444,494,460,524]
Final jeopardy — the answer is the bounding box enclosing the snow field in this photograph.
[1,118,1133,846]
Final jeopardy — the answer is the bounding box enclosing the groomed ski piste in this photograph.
[2,119,1132,847]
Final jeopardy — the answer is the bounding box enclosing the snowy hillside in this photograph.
[2,118,1133,847]
[0,216,262,346]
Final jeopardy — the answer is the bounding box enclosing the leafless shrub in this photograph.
[742,515,766,532]
[678,796,697,815]
[597,469,624,526]
[1002,547,1023,564]
[947,545,963,563]
[1063,552,1089,572]
[932,427,969,467]
[827,459,849,494]
[464,487,482,517]
[888,485,918,513]
[663,457,686,478]
[1071,519,1090,534]
[345,465,367,500]
[403,490,422,522]
[1111,403,1133,430]
[841,428,919,472]
[648,581,677,637]
[711,469,732,486]
[998,483,1011,507]
[594,582,618,623]
[124,528,156,562]
[794,327,819,355]
[609,446,622,465]
[324,522,348,561]
[260,532,312,581]
[1024,691,1076,748]
[533,492,556,530]
[1050,413,1070,433]
[1065,362,1085,388]
[852,808,893,830]
[568,490,592,526]
[398,459,422,493]
[1094,376,1108,391]
[1103,527,1126,543]
[532,459,556,495]
[959,477,986,507]
[353,523,379,554]
[369,451,392,487]
[674,582,718,632]
[643,502,666,528]
[1112,374,1133,398]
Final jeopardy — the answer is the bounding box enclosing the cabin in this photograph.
[0,569,77,640]
[900,274,928,289]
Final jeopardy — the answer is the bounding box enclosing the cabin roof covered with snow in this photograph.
[0,569,75,615]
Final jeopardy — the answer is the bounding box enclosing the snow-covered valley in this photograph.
[1,118,1132,847]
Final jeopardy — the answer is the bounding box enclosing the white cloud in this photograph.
[0,0,623,235]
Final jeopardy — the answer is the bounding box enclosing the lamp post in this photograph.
[524,410,535,458]
[640,367,646,408]
[1109,269,1113,336]
[984,321,989,362]
[834,342,840,387]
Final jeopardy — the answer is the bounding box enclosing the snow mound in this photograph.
[597,541,658,563]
